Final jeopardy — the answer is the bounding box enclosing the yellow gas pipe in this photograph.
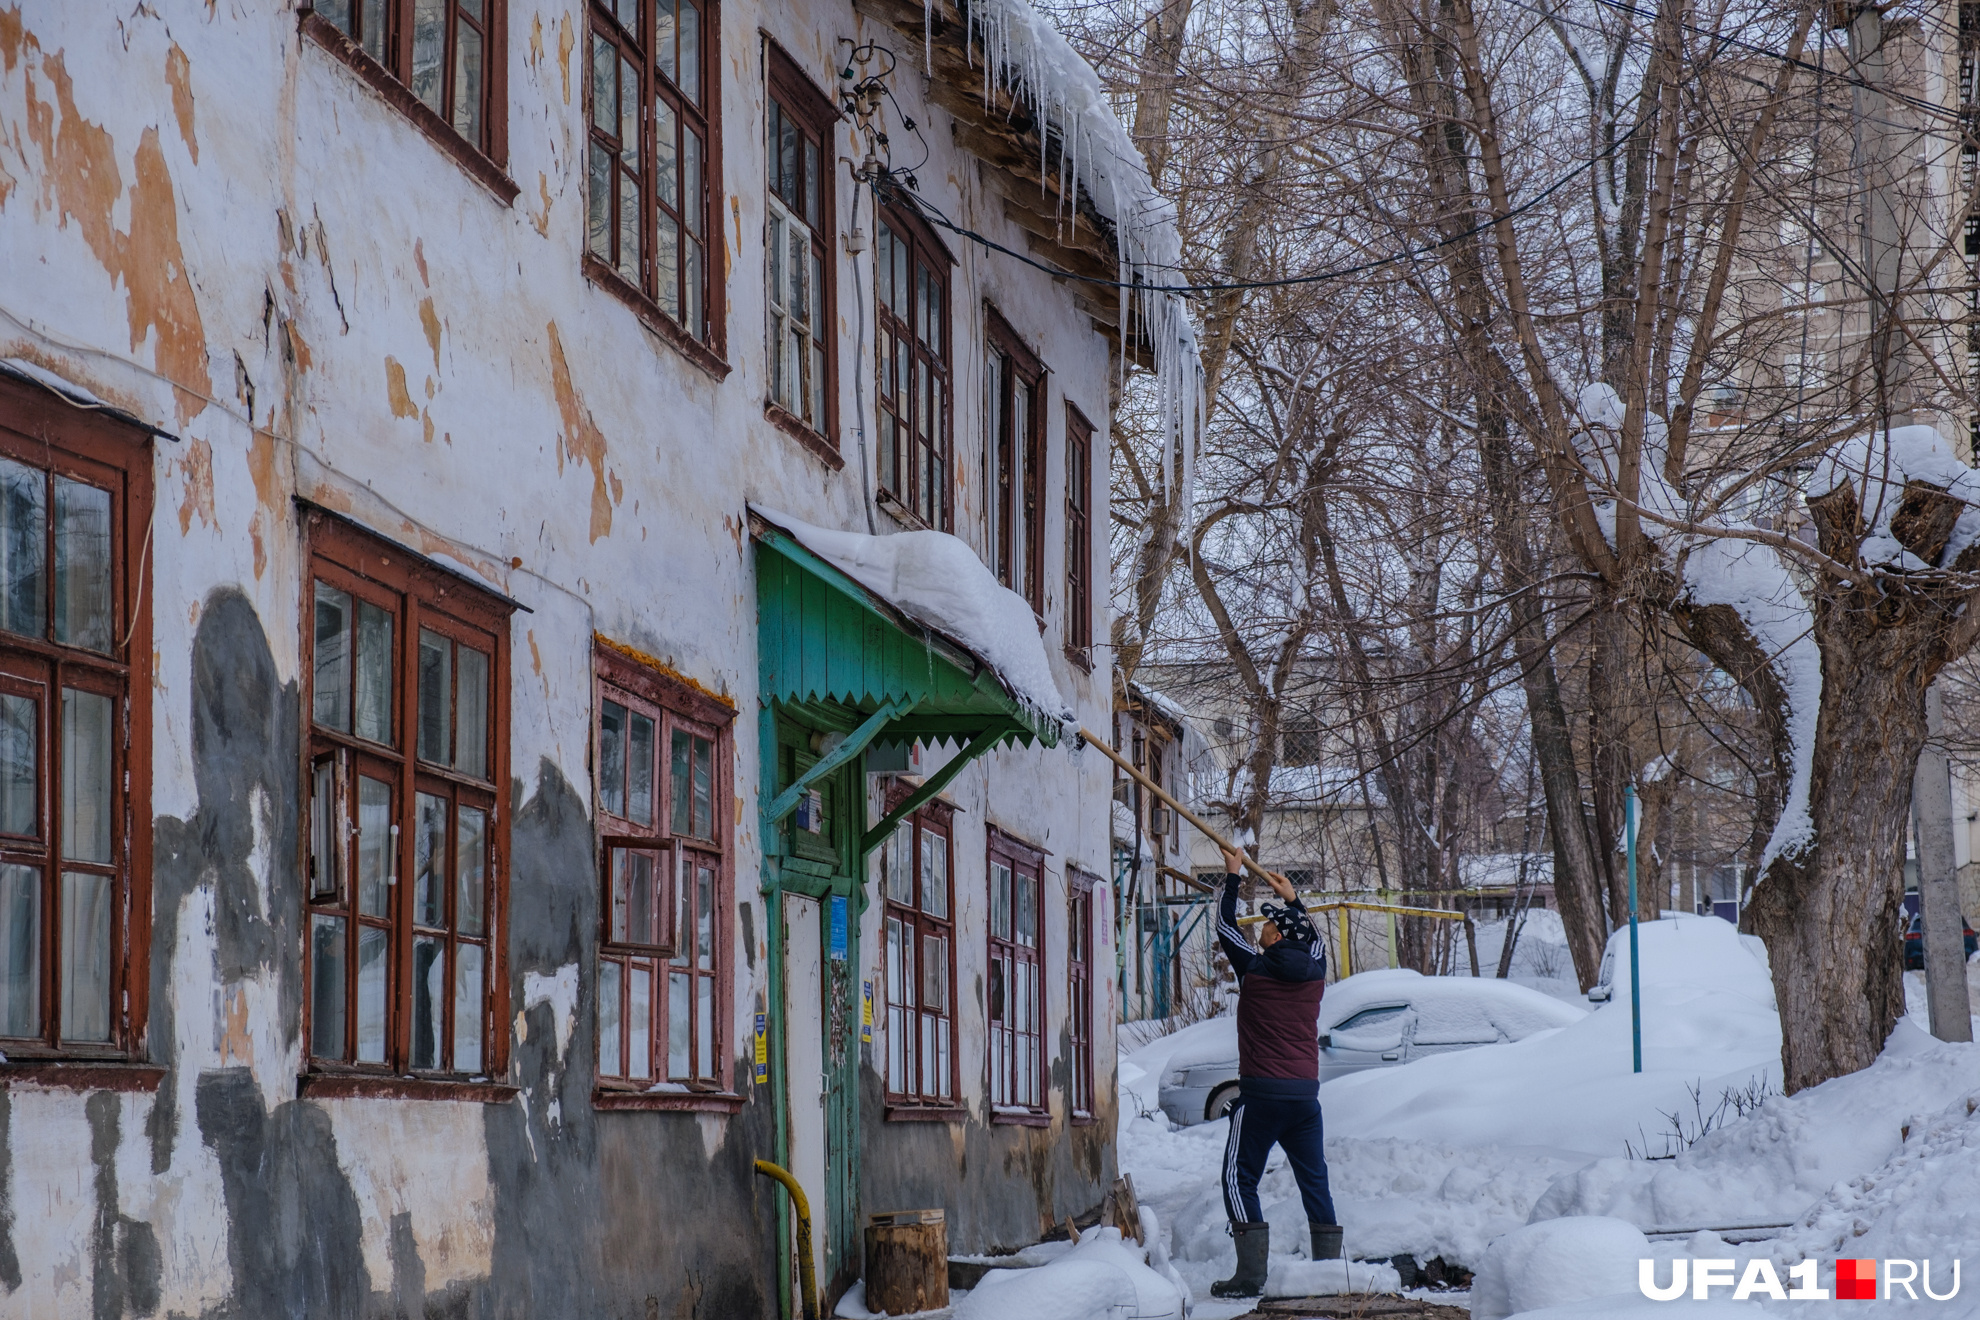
[752,1160,819,1320]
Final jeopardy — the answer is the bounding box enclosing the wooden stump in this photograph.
[865,1210,948,1316]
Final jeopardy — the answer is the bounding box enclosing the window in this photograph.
[765,45,836,443]
[309,0,507,168]
[987,828,1045,1119]
[586,0,719,347]
[0,380,152,1059]
[985,310,1045,614]
[303,512,513,1087]
[1068,869,1097,1121]
[592,641,736,1107]
[880,792,956,1112]
[1064,403,1092,661]
[876,207,953,528]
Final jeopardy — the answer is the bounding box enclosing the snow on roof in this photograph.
[1457,853,1553,889]
[1264,763,1385,808]
[939,0,1200,517]
[752,506,1071,729]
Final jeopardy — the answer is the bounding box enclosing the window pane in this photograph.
[460,0,482,19]
[803,137,820,230]
[312,583,351,732]
[455,943,484,1073]
[618,53,638,158]
[626,711,653,826]
[920,1012,935,1096]
[683,130,703,238]
[0,459,45,638]
[886,917,907,1007]
[920,831,947,918]
[655,100,679,209]
[309,758,342,902]
[684,239,704,341]
[630,963,652,1079]
[411,0,445,114]
[670,855,689,968]
[58,869,111,1041]
[53,477,111,654]
[696,974,712,1078]
[678,0,699,102]
[885,825,912,905]
[591,33,615,132]
[599,958,623,1076]
[354,600,393,744]
[453,23,484,144]
[668,970,690,1076]
[692,737,712,838]
[0,863,37,1036]
[412,934,443,1069]
[356,924,387,1062]
[618,171,640,285]
[1018,871,1037,947]
[657,214,681,320]
[319,0,352,35]
[0,692,34,836]
[310,914,346,1058]
[991,863,1011,940]
[670,729,690,835]
[921,933,946,1013]
[588,142,613,261]
[776,104,797,209]
[600,700,627,819]
[412,791,445,925]
[418,630,453,765]
[361,778,397,919]
[457,805,486,936]
[696,863,713,969]
[655,0,677,84]
[359,0,384,61]
[455,646,489,780]
[60,688,111,864]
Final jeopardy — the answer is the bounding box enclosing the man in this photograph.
[1211,845,1343,1299]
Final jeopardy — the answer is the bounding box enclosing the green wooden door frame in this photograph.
[753,522,1059,1312]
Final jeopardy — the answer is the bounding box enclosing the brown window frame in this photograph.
[301,1,514,200]
[1064,402,1093,666]
[986,826,1047,1123]
[879,787,960,1118]
[591,640,739,1112]
[300,510,515,1097]
[584,0,726,371]
[0,378,153,1065]
[985,308,1046,616]
[1068,867,1099,1122]
[763,40,840,465]
[875,203,954,530]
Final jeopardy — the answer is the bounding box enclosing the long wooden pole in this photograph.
[1078,728,1270,891]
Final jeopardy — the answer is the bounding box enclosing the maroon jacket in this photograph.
[1218,875,1328,1091]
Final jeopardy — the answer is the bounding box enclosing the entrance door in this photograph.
[777,719,864,1304]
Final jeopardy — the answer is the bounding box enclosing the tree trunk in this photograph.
[1745,621,1928,1093]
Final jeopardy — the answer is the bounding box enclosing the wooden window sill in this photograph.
[1070,1112,1097,1126]
[765,404,844,471]
[299,13,520,207]
[582,255,732,381]
[1064,644,1092,674]
[885,1103,966,1122]
[876,489,931,531]
[990,1107,1051,1127]
[297,1071,520,1103]
[0,1061,167,1092]
[592,1085,746,1113]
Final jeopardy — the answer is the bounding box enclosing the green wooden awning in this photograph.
[754,523,1059,751]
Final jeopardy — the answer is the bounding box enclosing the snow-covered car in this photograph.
[1155,969,1586,1126]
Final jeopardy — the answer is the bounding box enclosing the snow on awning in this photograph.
[751,506,1070,746]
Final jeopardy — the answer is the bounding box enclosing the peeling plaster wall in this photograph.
[0,0,1118,1314]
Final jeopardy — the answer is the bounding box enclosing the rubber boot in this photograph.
[1211,1223,1270,1298]
[1310,1223,1344,1260]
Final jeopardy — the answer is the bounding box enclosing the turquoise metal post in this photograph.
[1626,782,1642,1074]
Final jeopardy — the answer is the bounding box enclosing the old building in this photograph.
[0,0,1194,1314]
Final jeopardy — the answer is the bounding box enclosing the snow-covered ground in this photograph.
[1116,914,1980,1318]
